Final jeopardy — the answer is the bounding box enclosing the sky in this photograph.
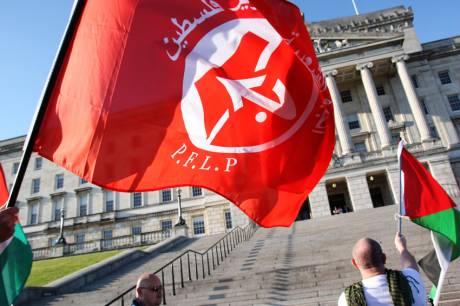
[1,0,459,141]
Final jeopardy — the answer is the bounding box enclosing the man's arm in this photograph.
[395,232,419,271]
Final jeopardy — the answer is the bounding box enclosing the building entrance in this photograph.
[367,172,395,208]
[326,179,353,215]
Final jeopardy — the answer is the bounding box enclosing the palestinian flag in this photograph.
[0,165,33,305]
[398,142,460,305]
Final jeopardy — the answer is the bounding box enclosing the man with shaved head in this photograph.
[131,273,162,306]
[338,233,426,305]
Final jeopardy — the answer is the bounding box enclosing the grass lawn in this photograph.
[26,249,123,287]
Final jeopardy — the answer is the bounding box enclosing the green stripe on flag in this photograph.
[413,208,460,260]
[0,224,33,305]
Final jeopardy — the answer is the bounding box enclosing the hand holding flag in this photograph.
[0,165,32,306]
[0,207,19,243]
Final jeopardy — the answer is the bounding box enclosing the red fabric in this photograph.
[0,166,8,208]
[401,147,456,218]
[34,0,334,227]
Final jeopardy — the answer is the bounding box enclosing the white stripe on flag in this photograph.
[397,140,406,216]
[432,231,452,305]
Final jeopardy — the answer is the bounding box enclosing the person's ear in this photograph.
[351,258,359,270]
[136,287,143,299]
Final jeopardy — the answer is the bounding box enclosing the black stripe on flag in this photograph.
[418,249,441,286]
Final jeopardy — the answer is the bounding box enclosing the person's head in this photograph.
[351,238,386,275]
[135,273,162,306]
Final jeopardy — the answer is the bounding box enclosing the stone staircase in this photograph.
[24,233,228,306]
[160,206,460,305]
[25,205,460,305]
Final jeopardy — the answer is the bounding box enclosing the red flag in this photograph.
[400,146,456,218]
[34,0,334,227]
[0,166,8,208]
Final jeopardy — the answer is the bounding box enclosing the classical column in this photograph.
[357,62,392,149]
[392,55,431,142]
[325,70,353,155]
[309,182,331,217]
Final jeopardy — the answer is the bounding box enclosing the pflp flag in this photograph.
[0,165,33,305]
[398,142,460,304]
[34,0,335,227]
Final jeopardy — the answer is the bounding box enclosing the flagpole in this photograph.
[433,267,447,305]
[6,0,87,208]
[397,140,404,234]
[352,0,360,15]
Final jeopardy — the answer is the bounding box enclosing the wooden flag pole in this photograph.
[6,0,86,208]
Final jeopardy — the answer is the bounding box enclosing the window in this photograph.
[133,192,142,208]
[75,233,85,243]
[420,98,429,115]
[31,178,40,194]
[192,215,205,235]
[382,106,394,122]
[34,157,42,170]
[429,124,439,138]
[29,201,39,225]
[161,220,173,232]
[53,196,64,221]
[78,192,89,216]
[102,229,113,249]
[103,229,112,240]
[75,233,85,249]
[105,190,114,212]
[161,189,172,203]
[132,226,142,235]
[391,133,400,145]
[224,211,232,230]
[192,187,202,197]
[376,85,385,96]
[411,74,419,88]
[347,115,360,130]
[55,174,64,190]
[340,90,353,103]
[448,94,460,111]
[438,71,452,85]
[354,142,367,153]
[12,162,19,175]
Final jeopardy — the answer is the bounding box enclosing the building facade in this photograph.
[307,6,460,218]
[1,6,460,251]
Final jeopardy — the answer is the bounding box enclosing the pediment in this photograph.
[307,6,413,54]
[312,33,402,54]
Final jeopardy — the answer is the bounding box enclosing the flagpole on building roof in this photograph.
[6,0,87,208]
[352,0,360,15]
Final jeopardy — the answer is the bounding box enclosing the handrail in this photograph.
[104,222,257,306]
[32,229,172,260]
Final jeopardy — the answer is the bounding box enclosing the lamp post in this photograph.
[53,208,67,246]
[175,188,186,226]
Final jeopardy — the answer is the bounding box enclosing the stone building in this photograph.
[306,6,460,218]
[0,136,245,250]
[1,6,460,250]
